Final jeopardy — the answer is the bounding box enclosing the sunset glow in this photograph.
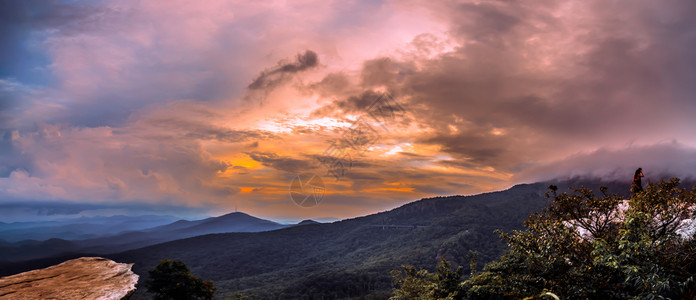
[2,0,696,222]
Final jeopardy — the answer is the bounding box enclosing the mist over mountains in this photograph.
[0,214,179,242]
[0,212,292,262]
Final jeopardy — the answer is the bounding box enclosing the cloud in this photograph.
[309,0,696,177]
[2,0,696,222]
[0,129,27,177]
[8,2,326,127]
[0,79,28,127]
[515,142,696,183]
[247,50,319,91]
[0,201,210,222]
[309,72,353,98]
[128,101,278,143]
[0,122,236,206]
[311,90,406,119]
[0,0,98,77]
[246,151,318,173]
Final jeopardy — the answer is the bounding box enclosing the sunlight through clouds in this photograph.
[1,0,696,221]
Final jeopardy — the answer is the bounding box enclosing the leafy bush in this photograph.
[145,259,215,300]
[390,258,464,300]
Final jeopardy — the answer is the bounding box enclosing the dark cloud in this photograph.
[301,0,696,183]
[2,1,284,128]
[0,0,97,30]
[310,90,406,121]
[0,0,99,82]
[246,151,318,173]
[248,50,319,90]
[311,90,381,117]
[397,152,428,158]
[148,119,275,143]
[187,129,273,143]
[516,142,696,183]
[360,57,399,88]
[341,0,696,177]
[435,159,477,170]
[449,1,526,44]
[3,0,696,221]
[0,201,209,222]
[128,102,277,143]
[420,132,510,168]
[310,72,352,98]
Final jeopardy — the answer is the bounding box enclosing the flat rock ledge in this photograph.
[0,257,138,300]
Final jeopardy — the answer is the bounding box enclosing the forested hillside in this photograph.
[0,177,645,299]
[109,178,633,299]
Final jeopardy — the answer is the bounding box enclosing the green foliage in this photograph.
[523,291,560,300]
[466,178,696,299]
[392,178,696,299]
[145,259,215,300]
[226,293,258,300]
[390,258,464,300]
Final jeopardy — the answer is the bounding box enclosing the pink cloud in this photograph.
[2,0,696,221]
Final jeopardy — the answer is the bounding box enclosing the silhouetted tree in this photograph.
[390,258,464,299]
[145,259,215,300]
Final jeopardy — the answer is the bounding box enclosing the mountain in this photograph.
[75,212,287,252]
[151,212,285,236]
[0,215,180,242]
[107,178,621,299]
[5,177,687,299]
[295,219,320,226]
[0,212,286,263]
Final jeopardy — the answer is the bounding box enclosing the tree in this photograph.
[390,258,464,300]
[392,178,696,299]
[229,293,258,300]
[145,259,215,300]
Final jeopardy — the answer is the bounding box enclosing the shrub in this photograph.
[145,259,215,300]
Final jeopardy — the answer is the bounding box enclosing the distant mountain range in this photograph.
[109,179,565,299]
[0,215,180,242]
[0,212,293,262]
[3,177,691,299]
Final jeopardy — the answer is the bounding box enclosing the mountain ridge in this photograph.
[5,177,692,299]
[0,211,288,262]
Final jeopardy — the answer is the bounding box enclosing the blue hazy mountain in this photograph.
[0,212,286,262]
[0,215,180,242]
[294,219,321,226]
[147,212,285,235]
[76,212,287,252]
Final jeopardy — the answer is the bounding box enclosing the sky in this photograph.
[1,0,696,222]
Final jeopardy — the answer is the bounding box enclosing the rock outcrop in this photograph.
[0,257,138,300]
